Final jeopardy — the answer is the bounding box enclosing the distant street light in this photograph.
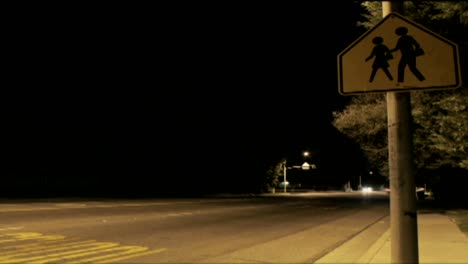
[283,160,287,193]
[283,151,313,193]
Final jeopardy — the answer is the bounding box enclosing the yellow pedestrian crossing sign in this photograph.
[338,12,461,95]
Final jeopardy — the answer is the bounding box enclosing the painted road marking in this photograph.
[0,237,84,251]
[0,232,167,263]
[1,240,97,257]
[72,247,167,263]
[0,232,65,243]
[0,201,197,212]
[0,226,24,231]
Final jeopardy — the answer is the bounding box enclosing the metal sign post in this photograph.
[339,0,465,261]
[383,3,419,263]
[337,1,462,262]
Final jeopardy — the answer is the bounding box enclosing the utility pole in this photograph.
[383,2,419,263]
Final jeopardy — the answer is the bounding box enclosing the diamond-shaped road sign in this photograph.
[338,12,462,95]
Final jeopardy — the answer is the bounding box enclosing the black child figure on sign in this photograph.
[389,26,426,83]
[365,36,394,82]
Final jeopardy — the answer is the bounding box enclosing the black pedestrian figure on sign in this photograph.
[365,36,394,82]
[389,26,425,83]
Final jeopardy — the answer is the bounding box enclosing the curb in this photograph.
[356,229,390,263]
[314,216,390,263]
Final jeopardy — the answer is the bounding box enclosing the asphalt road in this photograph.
[0,192,389,263]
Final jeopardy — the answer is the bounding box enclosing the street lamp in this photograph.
[283,151,311,193]
[283,160,287,193]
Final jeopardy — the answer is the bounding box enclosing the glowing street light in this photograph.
[283,151,313,193]
[283,160,287,193]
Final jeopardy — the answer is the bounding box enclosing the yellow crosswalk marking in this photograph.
[0,231,167,263]
[1,242,119,263]
[1,237,83,251]
[82,248,167,263]
[0,232,65,243]
[0,240,96,258]
[22,245,151,263]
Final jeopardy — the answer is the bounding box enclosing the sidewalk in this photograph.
[316,212,468,263]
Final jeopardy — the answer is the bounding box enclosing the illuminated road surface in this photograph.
[0,191,389,263]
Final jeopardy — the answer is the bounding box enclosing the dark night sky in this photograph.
[3,2,369,196]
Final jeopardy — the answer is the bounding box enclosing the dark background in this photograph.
[3,2,376,197]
